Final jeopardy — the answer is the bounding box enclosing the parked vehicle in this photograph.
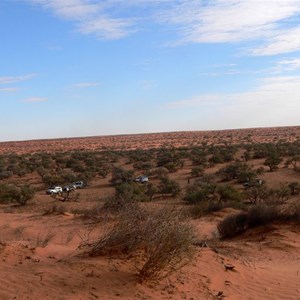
[46,186,63,195]
[62,185,75,192]
[134,175,149,184]
[72,181,84,189]
[243,179,263,187]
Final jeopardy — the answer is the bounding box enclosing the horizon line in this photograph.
[1,124,300,144]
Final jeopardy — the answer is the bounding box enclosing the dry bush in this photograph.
[218,203,298,239]
[281,202,300,223]
[188,201,245,219]
[88,204,148,256]
[14,226,26,239]
[102,195,135,212]
[85,206,195,281]
[291,203,300,223]
[72,204,106,222]
[35,231,56,248]
[59,191,80,202]
[138,210,195,281]
[43,205,66,216]
[246,205,279,227]
[218,212,248,239]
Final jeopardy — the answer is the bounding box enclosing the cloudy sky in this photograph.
[1,0,300,141]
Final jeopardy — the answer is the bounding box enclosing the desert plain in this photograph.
[0,126,299,300]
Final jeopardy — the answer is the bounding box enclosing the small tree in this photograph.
[285,155,300,169]
[190,166,204,178]
[145,183,158,201]
[217,185,241,202]
[217,162,255,183]
[0,184,34,206]
[288,181,300,195]
[264,154,282,172]
[159,176,181,197]
[16,185,35,205]
[184,182,217,204]
[271,184,290,204]
[115,182,149,202]
[110,167,134,186]
[244,185,270,204]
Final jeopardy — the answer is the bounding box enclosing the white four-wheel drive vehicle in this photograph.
[134,175,149,184]
[46,186,63,195]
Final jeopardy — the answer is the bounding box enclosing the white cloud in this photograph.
[0,74,36,85]
[72,82,100,87]
[277,58,300,70]
[77,17,132,40]
[24,1,300,55]
[21,97,48,102]
[0,87,20,92]
[251,27,300,56]
[138,80,156,90]
[271,57,300,73]
[29,0,100,19]
[169,75,300,108]
[166,75,300,128]
[168,75,300,127]
[27,0,133,39]
[159,0,300,54]
[167,95,220,108]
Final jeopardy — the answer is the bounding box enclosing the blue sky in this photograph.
[1,0,300,141]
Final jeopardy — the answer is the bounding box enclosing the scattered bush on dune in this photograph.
[246,205,279,227]
[0,183,35,206]
[218,204,300,239]
[115,182,149,202]
[71,204,104,221]
[217,212,249,239]
[216,184,242,202]
[110,167,134,186]
[103,182,152,212]
[190,166,204,178]
[84,206,195,281]
[158,176,181,197]
[138,210,194,281]
[188,200,245,219]
[88,204,148,256]
[184,181,217,204]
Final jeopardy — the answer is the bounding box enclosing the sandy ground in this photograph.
[1,127,300,299]
[0,197,299,300]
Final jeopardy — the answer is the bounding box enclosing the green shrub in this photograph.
[110,167,134,186]
[0,171,13,179]
[156,149,183,172]
[218,213,248,239]
[264,154,283,172]
[288,182,300,195]
[0,184,35,205]
[184,182,217,204]
[218,205,284,239]
[217,185,242,202]
[188,201,245,219]
[115,183,149,202]
[0,184,19,204]
[247,205,278,227]
[244,185,271,204]
[190,166,204,178]
[159,176,181,197]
